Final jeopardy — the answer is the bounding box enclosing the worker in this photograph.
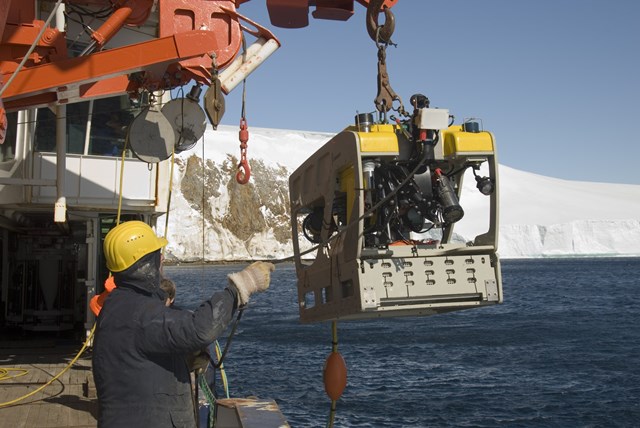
[92,220,274,427]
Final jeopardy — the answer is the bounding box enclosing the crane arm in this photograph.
[0,0,399,143]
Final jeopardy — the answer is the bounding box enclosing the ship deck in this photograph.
[0,332,290,428]
[0,333,97,428]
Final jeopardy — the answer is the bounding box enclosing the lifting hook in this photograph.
[366,0,396,44]
[236,118,251,185]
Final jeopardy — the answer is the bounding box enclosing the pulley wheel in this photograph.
[127,107,175,163]
[161,97,207,152]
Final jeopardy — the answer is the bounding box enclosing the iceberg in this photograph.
[162,125,640,260]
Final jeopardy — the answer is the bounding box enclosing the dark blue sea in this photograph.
[164,258,640,427]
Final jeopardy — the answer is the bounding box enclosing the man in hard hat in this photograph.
[92,220,274,427]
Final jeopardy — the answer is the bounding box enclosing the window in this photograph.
[34,96,135,156]
[88,97,133,156]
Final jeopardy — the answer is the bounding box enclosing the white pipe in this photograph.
[55,2,66,31]
[84,100,94,155]
[54,5,67,223]
[219,38,267,83]
[54,104,66,223]
[220,38,280,94]
[22,110,33,204]
[85,218,97,339]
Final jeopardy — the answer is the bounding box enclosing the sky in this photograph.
[208,0,640,185]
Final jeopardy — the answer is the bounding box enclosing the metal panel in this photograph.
[33,154,158,209]
[213,398,290,428]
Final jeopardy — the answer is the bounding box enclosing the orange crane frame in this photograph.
[0,0,397,142]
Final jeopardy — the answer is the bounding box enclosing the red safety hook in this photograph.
[236,117,251,184]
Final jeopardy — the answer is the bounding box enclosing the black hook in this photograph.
[366,0,395,44]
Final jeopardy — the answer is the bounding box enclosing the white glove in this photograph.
[228,261,275,306]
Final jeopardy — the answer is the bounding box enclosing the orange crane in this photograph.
[0,0,398,144]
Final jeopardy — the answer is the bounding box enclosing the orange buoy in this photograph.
[323,351,347,401]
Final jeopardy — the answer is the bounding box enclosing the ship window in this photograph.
[34,96,135,156]
[34,108,56,152]
[34,102,89,154]
[88,97,134,156]
[35,103,89,154]
[0,112,17,163]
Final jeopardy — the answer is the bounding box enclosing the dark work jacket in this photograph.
[92,252,238,428]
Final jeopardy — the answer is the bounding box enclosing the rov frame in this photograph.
[289,117,502,323]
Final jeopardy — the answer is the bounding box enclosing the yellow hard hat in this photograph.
[104,221,168,272]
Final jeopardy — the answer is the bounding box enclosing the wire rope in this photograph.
[162,150,176,253]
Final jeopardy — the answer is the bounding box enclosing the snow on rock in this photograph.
[160,125,640,261]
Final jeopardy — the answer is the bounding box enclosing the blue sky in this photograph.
[213,1,639,185]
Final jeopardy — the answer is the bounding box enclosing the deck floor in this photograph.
[0,336,97,428]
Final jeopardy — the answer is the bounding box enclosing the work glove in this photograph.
[228,261,275,306]
[186,349,211,374]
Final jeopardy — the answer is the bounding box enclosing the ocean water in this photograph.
[164,258,640,427]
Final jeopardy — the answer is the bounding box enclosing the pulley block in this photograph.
[127,106,175,163]
[162,97,207,153]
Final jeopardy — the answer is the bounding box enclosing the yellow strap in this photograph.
[116,135,129,225]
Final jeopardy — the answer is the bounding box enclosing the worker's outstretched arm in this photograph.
[138,262,274,354]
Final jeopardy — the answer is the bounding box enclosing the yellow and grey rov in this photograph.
[289,95,502,323]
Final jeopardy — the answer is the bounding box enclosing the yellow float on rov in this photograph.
[289,101,502,323]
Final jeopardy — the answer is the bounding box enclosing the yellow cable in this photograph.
[0,368,28,381]
[327,401,337,428]
[331,320,338,352]
[0,324,96,408]
[115,136,129,225]
[214,341,230,398]
[326,320,339,428]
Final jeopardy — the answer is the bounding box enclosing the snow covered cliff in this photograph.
[160,125,640,260]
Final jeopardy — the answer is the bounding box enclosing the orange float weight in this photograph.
[323,351,347,401]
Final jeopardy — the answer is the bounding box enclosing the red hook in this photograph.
[236,118,251,184]
[236,158,250,184]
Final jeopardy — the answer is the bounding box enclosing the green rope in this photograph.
[198,373,217,428]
